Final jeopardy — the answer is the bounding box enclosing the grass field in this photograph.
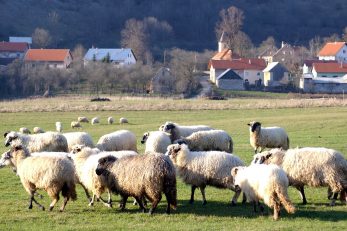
[0,97,347,230]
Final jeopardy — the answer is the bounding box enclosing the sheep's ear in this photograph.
[3,131,9,138]
[231,167,238,176]
[247,123,251,126]
[176,139,187,145]
[166,124,175,130]
[106,155,117,163]
[13,145,23,152]
[174,145,181,153]
[265,153,272,159]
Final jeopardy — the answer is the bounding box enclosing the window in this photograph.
[257,72,260,76]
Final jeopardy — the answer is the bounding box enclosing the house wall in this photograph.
[243,70,263,85]
[318,46,347,63]
[300,78,347,93]
[0,51,26,59]
[312,68,346,78]
[209,67,224,83]
[216,79,244,90]
[263,72,272,86]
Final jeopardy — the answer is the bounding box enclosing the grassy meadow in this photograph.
[0,97,347,230]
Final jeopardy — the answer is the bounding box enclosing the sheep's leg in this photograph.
[107,190,112,204]
[242,193,247,204]
[80,184,91,202]
[49,198,59,211]
[253,201,258,213]
[231,188,241,206]
[29,192,45,211]
[189,185,197,204]
[149,198,161,215]
[134,196,146,213]
[329,192,338,206]
[296,186,307,205]
[34,192,43,199]
[200,186,207,205]
[97,196,112,208]
[88,194,96,206]
[273,203,280,221]
[327,187,333,200]
[59,197,68,212]
[119,195,128,211]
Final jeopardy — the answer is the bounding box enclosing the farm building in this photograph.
[150,67,176,94]
[300,74,347,93]
[216,69,244,90]
[263,62,289,87]
[84,48,136,67]
[24,49,72,69]
[312,62,347,78]
[9,37,32,46]
[0,41,29,65]
[318,42,347,63]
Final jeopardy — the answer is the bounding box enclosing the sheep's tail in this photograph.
[285,136,290,150]
[276,186,295,214]
[62,181,77,201]
[229,138,233,153]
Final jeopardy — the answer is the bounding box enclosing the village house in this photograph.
[263,62,289,87]
[83,48,136,66]
[9,37,32,47]
[271,42,302,69]
[318,41,347,63]
[258,46,278,65]
[150,67,176,94]
[300,74,347,93]
[0,41,29,65]
[312,62,347,78]
[215,69,244,90]
[24,49,72,69]
[302,59,337,74]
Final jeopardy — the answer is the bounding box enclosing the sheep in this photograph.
[95,152,177,214]
[175,130,233,152]
[3,145,77,211]
[19,127,31,134]
[231,164,296,220]
[247,121,289,153]
[63,132,94,152]
[78,116,89,123]
[71,121,82,129]
[253,147,347,206]
[33,127,45,134]
[4,131,68,153]
[107,117,114,125]
[56,122,63,133]
[141,131,171,154]
[165,143,244,205]
[161,121,213,143]
[69,145,138,207]
[96,130,137,152]
[91,117,100,125]
[119,117,128,124]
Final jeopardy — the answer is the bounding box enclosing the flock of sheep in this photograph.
[1,119,347,220]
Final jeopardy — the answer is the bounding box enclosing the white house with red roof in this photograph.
[312,62,347,78]
[0,41,29,65]
[318,42,347,63]
[24,49,72,68]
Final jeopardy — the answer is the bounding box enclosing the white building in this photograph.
[318,42,347,63]
[84,48,136,67]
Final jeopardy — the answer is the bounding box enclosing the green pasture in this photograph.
[0,106,347,230]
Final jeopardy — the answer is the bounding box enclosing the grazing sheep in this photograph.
[71,121,82,129]
[253,147,347,205]
[96,130,137,152]
[56,122,63,133]
[19,127,31,134]
[119,117,128,124]
[4,131,68,153]
[91,117,100,125]
[33,127,45,134]
[70,145,138,207]
[95,152,177,214]
[63,132,94,152]
[231,164,295,220]
[141,131,171,154]
[3,145,77,211]
[78,117,89,123]
[161,121,213,142]
[107,117,114,125]
[165,143,244,205]
[175,130,233,152]
[248,121,289,153]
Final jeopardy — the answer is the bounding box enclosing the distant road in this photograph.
[195,75,212,98]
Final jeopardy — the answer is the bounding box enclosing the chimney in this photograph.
[281,41,285,48]
[248,59,251,64]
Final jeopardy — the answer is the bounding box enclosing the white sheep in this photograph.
[175,130,233,152]
[248,121,289,153]
[165,143,244,205]
[253,147,347,206]
[71,121,82,129]
[231,164,296,220]
[161,121,213,142]
[33,127,45,134]
[2,145,77,211]
[119,117,128,124]
[91,117,100,125]
[107,117,114,125]
[69,145,137,207]
[62,132,94,152]
[56,122,63,133]
[19,127,31,134]
[141,131,171,154]
[96,130,137,152]
[78,117,89,123]
[4,131,68,153]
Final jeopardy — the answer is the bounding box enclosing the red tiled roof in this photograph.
[211,49,240,60]
[313,62,347,73]
[318,42,346,56]
[209,58,266,70]
[303,59,337,68]
[0,42,29,52]
[25,49,70,62]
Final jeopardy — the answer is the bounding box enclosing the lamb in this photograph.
[161,121,213,142]
[175,129,233,152]
[165,143,244,205]
[95,152,177,214]
[78,117,89,123]
[91,117,100,125]
[119,117,128,124]
[231,164,296,220]
[4,131,68,153]
[62,132,94,152]
[71,121,82,129]
[141,131,171,154]
[33,127,45,134]
[19,127,31,134]
[248,121,289,153]
[96,130,137,152]
[56,122,63,133]
[252,147,347,206]
[69,145,138,207]
[107,117,114,125]
[2,145,77,211]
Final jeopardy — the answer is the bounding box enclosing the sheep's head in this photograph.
[163,122,175,133]
[141,132,150,144]
[95,155,117,175]
[173,138,187,145]
[70,144,85,154]
[165,143,187,162]
[4,131,19,147]
[231,166,246,192]
[0,150,12,169]
[252,149,284,165]
[247,121,261,133]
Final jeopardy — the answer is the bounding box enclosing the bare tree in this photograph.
[233,31,254,57]
[32,28,52,48]
[309,36,323,58]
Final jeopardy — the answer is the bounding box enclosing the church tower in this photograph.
[218,31,227,52]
